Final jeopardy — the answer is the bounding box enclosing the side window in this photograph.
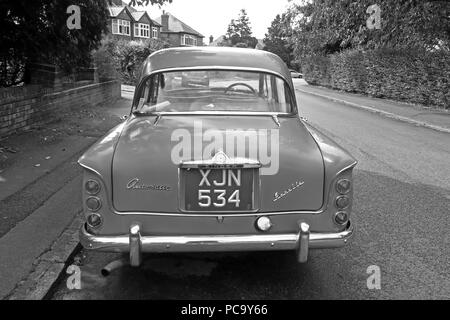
[135,75,170,112]
[281,82,293,113]
[265,75,273,100]
[276,78,285,109]
[271,76,279,103]
[149,75,159,104]
[136,78,151,110]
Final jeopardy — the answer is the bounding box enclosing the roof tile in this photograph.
[155,13,204,38]
[108,6,124,17]
[131,11,145,21]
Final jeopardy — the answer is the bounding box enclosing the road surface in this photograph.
[49,80,450,299]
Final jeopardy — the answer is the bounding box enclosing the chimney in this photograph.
[161,10,169,32]
[110,0,122,6]
[209,35,214,44]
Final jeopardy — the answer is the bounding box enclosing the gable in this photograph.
[155,14,204,38]
[132,11,151,24]
[109,4,134,21]
[114,7,133,21]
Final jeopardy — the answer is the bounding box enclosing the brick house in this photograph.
[155,11,204,47]
[107,0,162,41]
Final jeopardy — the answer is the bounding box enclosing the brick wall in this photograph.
[0,80,121,138]
[161,33,182,47]
[160,33,204,47]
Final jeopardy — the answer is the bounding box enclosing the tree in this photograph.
[0,0,173,87]
[263,13,295,67]
[223,9,258,48]
[289,0,449,59]
[128,0,171,6]
[1,0,110,86]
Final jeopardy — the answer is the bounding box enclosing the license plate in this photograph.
[183,168,254,212]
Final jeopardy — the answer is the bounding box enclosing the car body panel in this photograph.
[78,116,356,236]
[137,47,294,89]
[304,122,357,179]
[111,114,324,213]
[78,122,126,185]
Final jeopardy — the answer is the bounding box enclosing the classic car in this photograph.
[78,47,356,267]
[289,69,303,79]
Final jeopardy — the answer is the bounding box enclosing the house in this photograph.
[107,0,162,41]
[155,11,204,47]
[208,35,225,46]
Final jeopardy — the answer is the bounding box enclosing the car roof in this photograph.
[139,47,293,85]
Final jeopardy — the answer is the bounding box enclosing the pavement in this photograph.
[295,80,450,133]
[1,82,449,300]
[0,93,130,299]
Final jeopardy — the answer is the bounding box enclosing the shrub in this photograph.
[302,49,449,109]
[302,55,331,86]
[93,41,119,82]
[103,37,168,85]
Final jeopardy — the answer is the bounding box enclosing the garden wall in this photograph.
[0,80,121,138]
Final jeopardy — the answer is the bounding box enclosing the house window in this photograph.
[112,19,130,36]
[152,27,158,39]
[181,34,197,46]
[134,23,150,38]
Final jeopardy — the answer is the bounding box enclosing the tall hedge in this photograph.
[303,49,449,109]
[103,37,168,85]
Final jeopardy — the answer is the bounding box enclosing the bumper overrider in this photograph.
[79,221,354,267]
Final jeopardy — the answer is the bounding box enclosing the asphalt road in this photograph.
[50,81,450,299]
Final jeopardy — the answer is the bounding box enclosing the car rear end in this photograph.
[79,115,356,266]
[78,47,356,267]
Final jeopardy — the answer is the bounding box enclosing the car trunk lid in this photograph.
[112,115,324,213]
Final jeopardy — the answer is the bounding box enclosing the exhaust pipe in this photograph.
[101,258,128,277]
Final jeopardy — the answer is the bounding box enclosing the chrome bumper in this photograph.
[80,221,354,267]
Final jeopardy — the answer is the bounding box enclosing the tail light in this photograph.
[335,195,350,210]
[86,196,102,212]
[336,179,351,194]
[334,211,349,225]
[87,213,103,229]
[333,174,353,226]
[85,179,101,195]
